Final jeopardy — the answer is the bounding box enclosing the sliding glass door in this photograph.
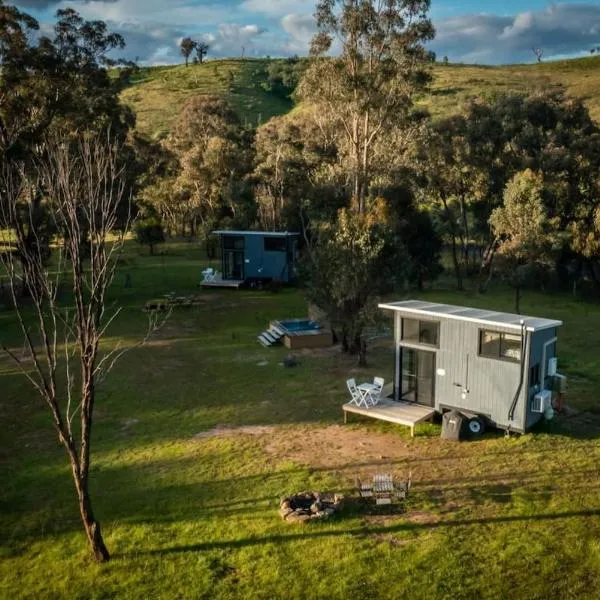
[400,347,436,407]
[222,236,245,280]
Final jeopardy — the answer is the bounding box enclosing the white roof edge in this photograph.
[378,302,563,333]
[213,230,300,236]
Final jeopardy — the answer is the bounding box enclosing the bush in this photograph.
[135,217,165,256]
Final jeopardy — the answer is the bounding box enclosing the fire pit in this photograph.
[279,491,343,523]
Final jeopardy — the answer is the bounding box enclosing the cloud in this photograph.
[15,0,117,7]
[239,0,313,17]
[203,23,268,56]
[14,1,600,66]
[280,13,316,53]
[432,3,600,64]
[109,21,186,65]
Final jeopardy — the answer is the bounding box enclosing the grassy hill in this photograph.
[121,59,293,139]
[425,56,600,122]
[122,56,600,139]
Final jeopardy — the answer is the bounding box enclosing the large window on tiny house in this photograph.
[479,330,522,362]
[264,236,287,252]
[401,318,440,347]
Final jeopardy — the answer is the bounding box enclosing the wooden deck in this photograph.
[343,398,436,437]
[200,279,244,289]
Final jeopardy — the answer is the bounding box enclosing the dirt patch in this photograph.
[194,425,276,440]
[264,424,412,471]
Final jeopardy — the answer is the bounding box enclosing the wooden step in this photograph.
[262,331,277,343]
[257,335,272,347]
[270,324,285,337]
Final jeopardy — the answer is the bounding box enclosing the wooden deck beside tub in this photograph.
[200,279,244,289]
[343,398,435,438]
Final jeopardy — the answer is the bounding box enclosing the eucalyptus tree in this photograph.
[196,41,210,64]
[180,37,196,66]
[0,3,134,293]
[253,109,345,230]
[0,132,164,563]
[143,96,254,236]
[298,0,435,213]
[490,170,561,312]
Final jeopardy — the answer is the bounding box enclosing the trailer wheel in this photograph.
[467,417,485,437]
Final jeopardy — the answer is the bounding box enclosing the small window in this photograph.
[223,236,244,250]
[479,330,522,363]
[264,237,287,252]
[529,363,540,389]
[402,318,439,347]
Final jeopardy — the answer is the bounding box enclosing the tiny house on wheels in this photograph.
[379,300,565,435]
[202,231,299,288]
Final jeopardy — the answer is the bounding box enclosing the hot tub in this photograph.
[272,318,334,350]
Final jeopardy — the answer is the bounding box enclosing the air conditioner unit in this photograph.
[548,357,558,377]
[532,389,552,414]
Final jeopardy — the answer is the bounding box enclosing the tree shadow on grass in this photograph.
[129,507,600,558]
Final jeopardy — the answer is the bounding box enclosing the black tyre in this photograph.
[467,417,486,437]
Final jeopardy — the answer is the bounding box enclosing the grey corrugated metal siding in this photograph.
[396,312,532,431]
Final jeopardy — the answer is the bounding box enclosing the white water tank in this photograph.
[548,357,558,377]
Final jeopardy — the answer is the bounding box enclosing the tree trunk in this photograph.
[441,196,463,290]
[450,234,463,291]
[515,285,522,314]
[459,196,470,273]
[149,243,154,256]
[341,329,349,354]
[357,338,367,367]
[478,238,497,293]
[75,476,110,562]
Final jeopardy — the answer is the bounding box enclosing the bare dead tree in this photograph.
[532,47,544,63]
[0,131,167,562]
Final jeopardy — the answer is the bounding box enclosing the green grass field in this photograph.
[2,242,600,599]
[121,56,600,139]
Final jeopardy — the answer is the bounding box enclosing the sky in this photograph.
[11,0,600,66]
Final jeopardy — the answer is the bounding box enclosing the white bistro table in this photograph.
[357,382,380,407]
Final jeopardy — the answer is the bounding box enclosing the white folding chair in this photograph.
[373,377,385,392]
[202,267,216,282]
[366,377,385,406]
[346,378,364,407]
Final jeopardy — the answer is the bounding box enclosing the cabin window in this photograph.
[264,237,287,252]
[529,363,540,389]
[402,318,439,347]
[223,236,244,250]
[479,330,522,363]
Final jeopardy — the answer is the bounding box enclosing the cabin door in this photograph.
[222,236,245,280]
[400,347,436,407]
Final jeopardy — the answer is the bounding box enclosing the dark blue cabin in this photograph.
[213,231,299,284]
